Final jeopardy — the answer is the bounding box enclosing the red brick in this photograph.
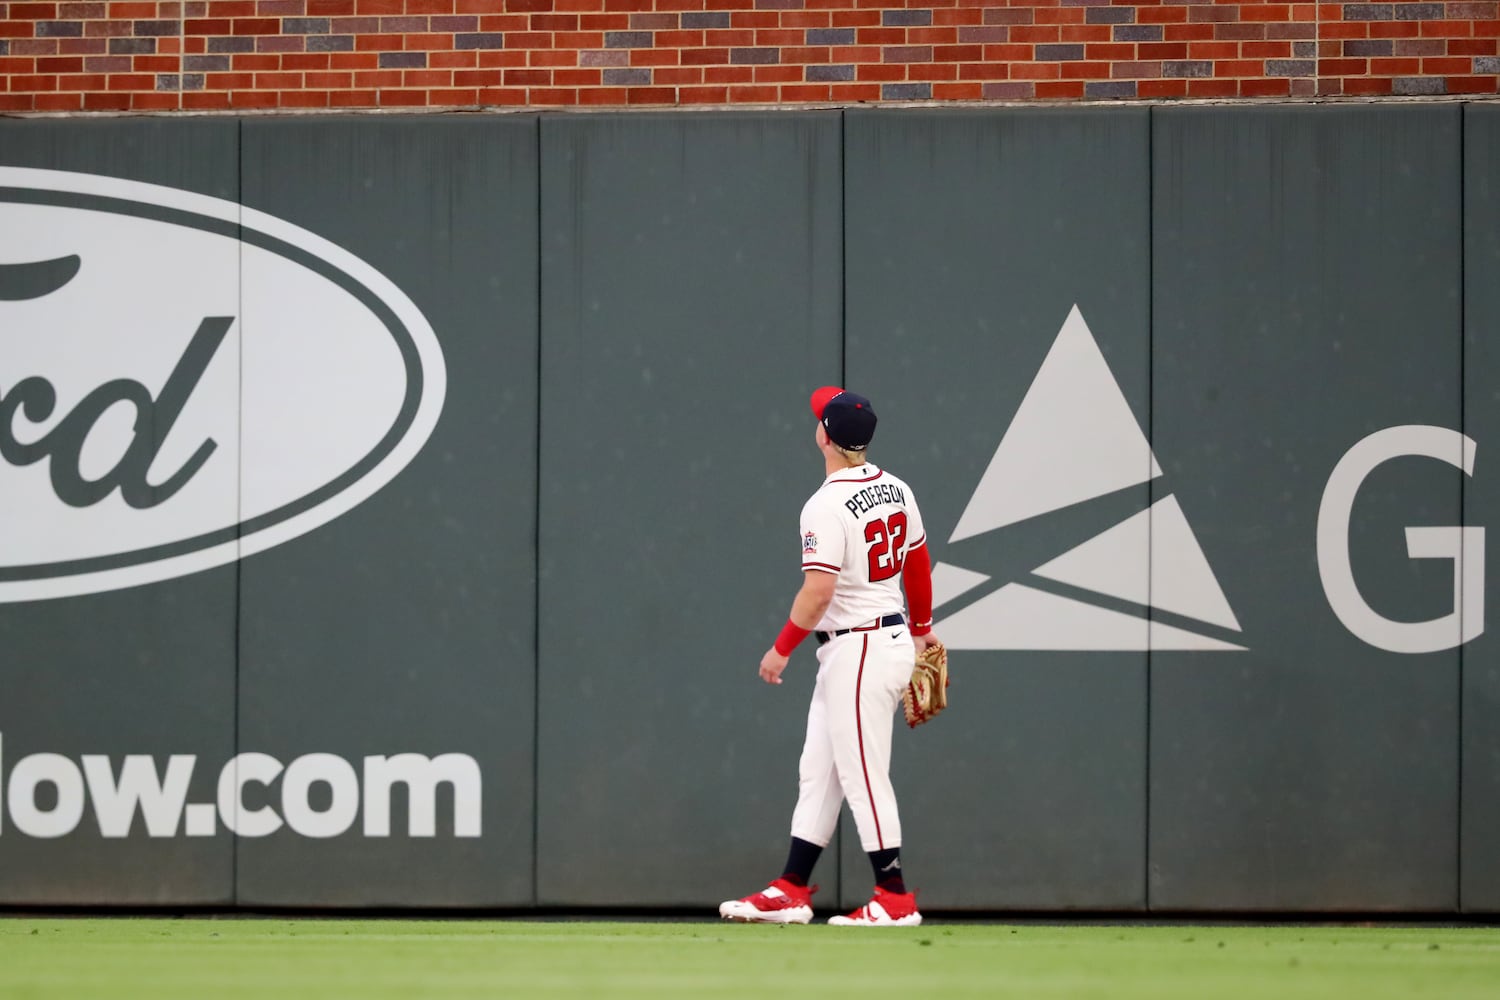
[653,65,701,84]
[1138,78,1189,97]
[357,67,413,87]
[1011,25,1060,43]
[530,49,579,67]
[503,68,550,85]
[1139,42,1190,59]
[1187,41,1241,60]
[1242,41,1292,58]
[81,91,131,109]
[908,27,958,45]
[36,56,83,72]
[182,90,233,107]
[10,74,58,91]
[279,89,333,107]
[932,81,982,99]
[403,69,452,86]
[1447,76,1500,93]
[1213,59,1266,76]
[1185,77,1237,96]
[130,91,179,109]
[231,17,279,34]
[430,50,477,67]
[1369,21,1420,38]
[727,83,777,101]
[753,63,801,82]
[629,47,678,66]
[827,82,879,101]
[678,84,730,102]
[778,82,829,100]
[1239,77,1291,96]
[755,29,802,45]
[1110,60,1161,78]
[1318,58,1367,75]
[230,54,279,70]
[681,47,729,64]
[1033,6,1086,25]
[1164,24,1216,42]
[1033,79,1083,98]
[705,29,754,46]
[1451,39,1498,56]
[327,52,378,68]
[1011,61,1061,80]
[474,84,524,102]
[1419,20,1474,39]
[282,53,331,69]
[1060,59,1109,79]
[1085,43,1135,60]
[34,92,84,109]
[1423,57,1475,74]
[107,72,156,89]
[1319,23,1369,40]
[1342,76,1394,94]
[1138,6,1190,24]
[378,88,427,105]
[305,70,352,86]
[620,85,670,104]
[1369,57,1422,74]
[830,10,880,28]
[329,88,379,105]
[781,12,831,29]
[854,62,904,81]
[1060,25,1111,43]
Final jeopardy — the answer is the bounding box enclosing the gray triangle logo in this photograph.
[934,306,1245,652]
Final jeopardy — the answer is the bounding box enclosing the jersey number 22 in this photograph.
[864,512,909,582]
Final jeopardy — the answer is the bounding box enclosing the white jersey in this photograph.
[799,462,926,632]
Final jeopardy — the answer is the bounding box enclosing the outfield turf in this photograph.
[0,918,1496,999]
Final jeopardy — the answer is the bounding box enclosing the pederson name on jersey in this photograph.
[843,483,907,518]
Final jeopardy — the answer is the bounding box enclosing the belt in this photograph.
[815,613,905,646]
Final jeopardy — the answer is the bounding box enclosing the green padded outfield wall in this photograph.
[0,106,1496,912]
[232,117,539,907]
[1463,102,1500,915]
[534,113,845,906]
[839,108,1152,911]
[0,119,241,905]
[1149,105,1463,911]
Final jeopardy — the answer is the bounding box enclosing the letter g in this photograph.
[1317,425,1484,654]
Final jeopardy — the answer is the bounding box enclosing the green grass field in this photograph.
[1,917,1496,999]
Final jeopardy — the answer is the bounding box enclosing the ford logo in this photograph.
[0,167,446,602]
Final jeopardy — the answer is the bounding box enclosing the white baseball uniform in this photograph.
[790,461,926,853]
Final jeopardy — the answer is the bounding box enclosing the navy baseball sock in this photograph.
[869,847,907,894]
[779,837,823,887]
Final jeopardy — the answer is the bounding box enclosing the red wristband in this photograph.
[773,619,812,656]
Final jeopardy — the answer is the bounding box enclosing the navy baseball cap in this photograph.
[810,385,877,450]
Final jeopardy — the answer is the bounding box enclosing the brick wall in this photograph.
[0,1,1496,112]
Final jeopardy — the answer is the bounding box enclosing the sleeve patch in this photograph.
[802,531,819,554]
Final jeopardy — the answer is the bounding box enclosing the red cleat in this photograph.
[718,878,818,924]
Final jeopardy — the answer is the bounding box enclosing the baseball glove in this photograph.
[903,640,949,728]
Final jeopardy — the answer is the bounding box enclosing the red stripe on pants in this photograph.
[854,635,884,850]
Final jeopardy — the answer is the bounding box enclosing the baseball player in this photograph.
[720,386,938,927]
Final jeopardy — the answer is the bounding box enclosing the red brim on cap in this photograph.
[810,385,844,420]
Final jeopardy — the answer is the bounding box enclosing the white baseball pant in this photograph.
[789,623,912,852]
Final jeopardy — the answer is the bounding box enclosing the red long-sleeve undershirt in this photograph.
[902,542,934,636]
